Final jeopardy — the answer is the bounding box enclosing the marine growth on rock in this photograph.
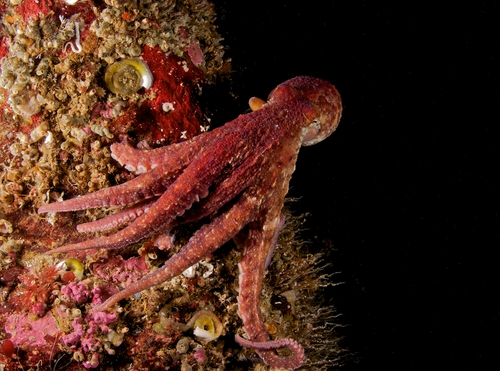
[0,1,345,370]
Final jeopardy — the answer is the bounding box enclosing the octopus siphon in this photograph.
[38,76,342,370]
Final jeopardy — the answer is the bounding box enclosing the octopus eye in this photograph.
[104,58,153,96]
[301,119,322,146]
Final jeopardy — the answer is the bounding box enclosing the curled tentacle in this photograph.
[235,161,305,369]
[235,335,305,370]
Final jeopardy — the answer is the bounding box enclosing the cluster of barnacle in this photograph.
[0,14,111,213]
[0,14,80,115]
[1,129,55,211]
[147,300,227,368]
[92,0,225,74]
[0,235,22,304]
[0,0,226,215]
[0,126,112,216]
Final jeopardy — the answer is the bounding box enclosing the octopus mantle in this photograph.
[38,76,342,369]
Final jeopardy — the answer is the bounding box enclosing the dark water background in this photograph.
[210,1,499,370]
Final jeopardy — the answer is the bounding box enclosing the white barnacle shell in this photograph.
[9,90,46,117]
[0,219,13,234]
[104,58,153,96]
[162,102,174,112]
[182,263,198,278]
[30,121,49,142]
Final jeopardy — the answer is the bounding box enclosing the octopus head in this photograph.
[268,76,343,146]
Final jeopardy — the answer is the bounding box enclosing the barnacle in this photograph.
[104,58,153,96]
[107,330,124,347]
[9,89,46,117]
[152,307,223,343]
[0,219,13,234]
[176,337,190,354]
[30,122,49,142]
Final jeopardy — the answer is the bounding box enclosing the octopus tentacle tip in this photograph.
[234,335,305,370]
[38,201,57,214]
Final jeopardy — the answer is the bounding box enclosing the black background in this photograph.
[210,1,499,370]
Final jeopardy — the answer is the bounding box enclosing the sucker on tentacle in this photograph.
[76,198,157,233]
[37,76,342,370]
[91,188,261,313]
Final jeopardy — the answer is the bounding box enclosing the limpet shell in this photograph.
[191,310,223,342]
[104,58,153,96]
[57,257,85,281]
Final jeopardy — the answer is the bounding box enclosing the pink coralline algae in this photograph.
[5,312,59,347]
[91,284,119,305]
[194,347,206,363]
[62,312,117,349]
[61,311,118,368]
[61,281,91,304]
[81,335,100,352]
[91,311,118,328]
[31,302,46,317]
[92,255,150,288]
[62,317,85,347]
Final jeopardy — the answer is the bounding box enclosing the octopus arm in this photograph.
[236,171,305,369]
[44,130,262,254]
[43,173,210,254]
[174,143,271,225]
[92,187,262,313]
[110,133,208,174]
[76,198,158,233]
[38,136,216,214]
[38,164,183,213]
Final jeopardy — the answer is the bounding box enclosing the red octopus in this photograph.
[38,76,342,369]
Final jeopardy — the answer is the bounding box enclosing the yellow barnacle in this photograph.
[104,58,153,96]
